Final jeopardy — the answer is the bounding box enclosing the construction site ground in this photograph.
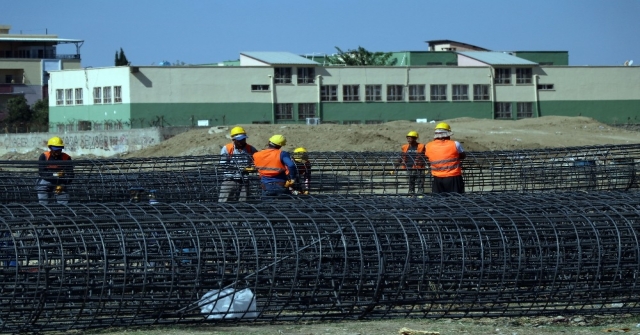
[10,116,640,335]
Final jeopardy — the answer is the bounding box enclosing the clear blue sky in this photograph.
[4,0,640,67]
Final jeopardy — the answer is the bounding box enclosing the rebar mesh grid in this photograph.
[0,144,637,203]
[1,193,640,332]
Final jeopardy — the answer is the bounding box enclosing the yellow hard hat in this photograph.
[293,147,308,162]
[406,131,419,138]
[269,134,287,147]
[435,122,451,132]
[230,126,246,137]
[47,136,64,147]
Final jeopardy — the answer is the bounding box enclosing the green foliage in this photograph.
[326,46,397,66]
[5,96,33,123]
[115,47,130,66]
[32,98,49,125]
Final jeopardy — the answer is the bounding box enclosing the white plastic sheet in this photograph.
[198,288,258,319]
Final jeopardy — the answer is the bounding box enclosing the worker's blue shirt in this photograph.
[261,151,297,184]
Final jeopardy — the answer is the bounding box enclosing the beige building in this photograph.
[0,24,83,117]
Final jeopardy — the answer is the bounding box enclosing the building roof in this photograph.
[0,37,84,44]
[426,39,489,51]
[240,52,319,65]
[457,51,538,65]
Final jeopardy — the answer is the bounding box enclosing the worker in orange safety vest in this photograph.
[36,136,75,204]
[425,123,466,193]
[253,134,298,197]
[399,130,427,194]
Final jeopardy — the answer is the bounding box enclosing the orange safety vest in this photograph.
[225,143,257,156]
[426,140,462,178]
[401,143,426,169]
[254,148,286,178]
[43,151,71,169]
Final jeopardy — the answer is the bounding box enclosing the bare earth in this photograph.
[119,116,640,159]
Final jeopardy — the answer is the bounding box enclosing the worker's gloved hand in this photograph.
[284,180,295,188]
[303,191,309,195]
[243,167,257,173]
[53,170,64,178]
[54,185,64,195]
[388,170,395,175]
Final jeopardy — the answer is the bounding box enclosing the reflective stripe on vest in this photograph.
[254,148,286,177]
[44,151,70,169]
[426,140,462,177]
[401,143,426,169]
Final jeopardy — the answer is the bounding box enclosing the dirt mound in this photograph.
[119,116,640,158]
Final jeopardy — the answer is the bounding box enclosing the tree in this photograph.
[326,46,397,66]
[32,98,49,125]
[5,96,33,123]
[115,47,130,66]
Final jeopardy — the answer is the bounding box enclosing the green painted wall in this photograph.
[49,104,132,129]
[514,52,569,65]
[538,100,640,124]
[130,103,273,127]
[321,101,492,123]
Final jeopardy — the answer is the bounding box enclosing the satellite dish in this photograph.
[629,60,634,66]
[624,60,629,66]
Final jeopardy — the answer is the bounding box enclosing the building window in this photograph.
[494,102,512,119]
[56,89,64,106]
[537,84,554,90]
[517,102,534,118]
[452,85,469,101]
[539,62,553,66]
[275,67,292,84]
[5,75,13,84]
[93,87,102,104]
[495,68,511,84]
[251,85,270,91]
[114,86,122,103]
[297,67,315,84]
[445,62,457,66]
[321,85,337,101]
[343,120,361,125]
[56,124,65,132]
[103,86,112,104]
[387,85,404,101]
[343,85,360,101]
[65,124,74,132]
[65,89,73,105]
[427,62,442,65]
[430,85,447,101]
[365,120,383,124]
[298,103,316,119]
[516,68,532,84]
[93,123,103,131]
[365,85,382,102]
[408,85,426,101]
[473,84,490,101]
[78,120,92,131]
[74,88,83,105]
[275,103,293,120]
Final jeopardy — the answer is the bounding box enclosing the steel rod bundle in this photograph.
[0,144,637,203]
[1,197,640,332]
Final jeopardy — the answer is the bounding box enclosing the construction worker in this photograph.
[399,131,426,194]
[218,126,258,202]
[291,147,311,195]
[425,122,466,193]
[36,136,74,204]
[253,134,297,197]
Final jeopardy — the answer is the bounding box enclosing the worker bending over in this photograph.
[291,147,311,195]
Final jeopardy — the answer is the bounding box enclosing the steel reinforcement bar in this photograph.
[1,207,640,332]
[0,143,637,203]
[0,191,638,218]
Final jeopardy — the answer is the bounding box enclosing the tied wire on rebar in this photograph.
[0,143,637,203]
[1,192,640,332]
